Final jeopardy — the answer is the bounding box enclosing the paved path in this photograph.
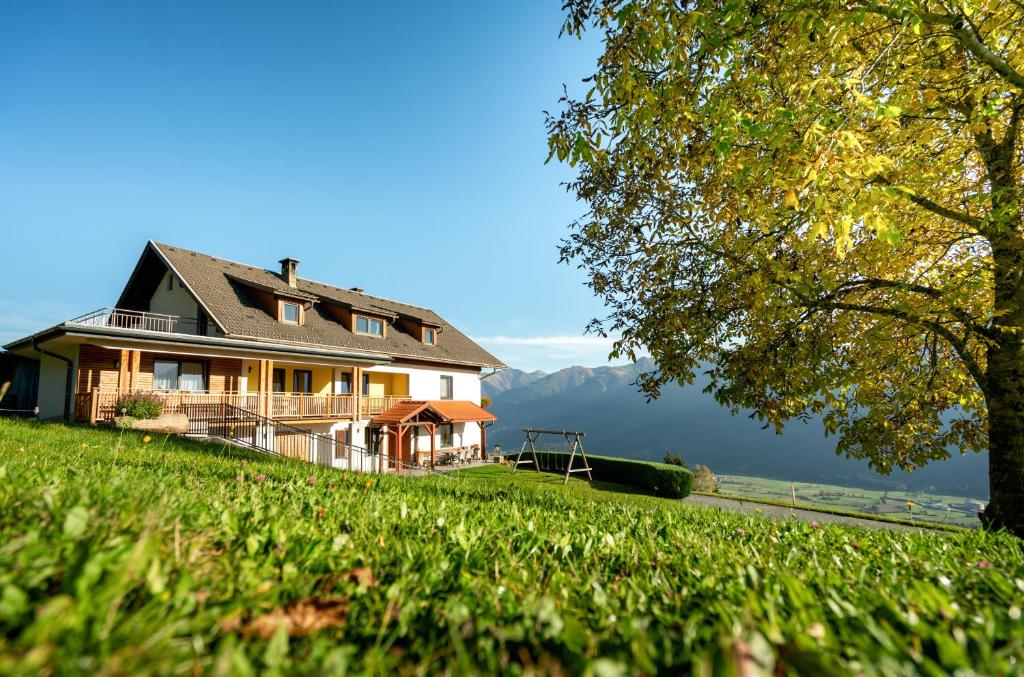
[685,494,931,532]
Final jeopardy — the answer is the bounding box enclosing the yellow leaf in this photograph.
[783,189,799,210]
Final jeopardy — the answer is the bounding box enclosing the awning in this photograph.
[371,400,496,426]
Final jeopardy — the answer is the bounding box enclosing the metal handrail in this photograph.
[67,308,206,335]
[219,404,451,478]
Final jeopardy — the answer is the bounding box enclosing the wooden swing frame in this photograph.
[511,428,593,485]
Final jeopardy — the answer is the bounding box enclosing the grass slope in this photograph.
[1,419,1023,674]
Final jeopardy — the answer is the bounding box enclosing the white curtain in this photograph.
[178,362,206,391]
[153,361,178,390]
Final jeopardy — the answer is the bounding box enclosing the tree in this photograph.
[547,0,1024,535]
[664,451,686,465]
[691,465,719,493]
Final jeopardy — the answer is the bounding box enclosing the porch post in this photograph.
[429,422,436,469]
[90,387,100,425]
[480,422,487,461]
[129,350,142,391]
[354,367,362,419]
[117,349,130,394]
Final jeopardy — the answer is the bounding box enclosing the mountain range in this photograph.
[482,358,989,497]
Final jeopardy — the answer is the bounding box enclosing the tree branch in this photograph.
[802,296,988,396]
[852,3,1024,90]
[871,176,985,231]
[951,17,1024,91]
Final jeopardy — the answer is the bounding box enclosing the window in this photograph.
[282,302,300,324]
[338,372,352,395]
[293,369,313,394]
[440,375,453,400]
[272,368,286,392]
[440,424,453,448]
[356,316,384,336]
[153,361,178,390]
[153,360,207,391]
[362,373,370,396]
[167,273,174,290]
[423,327,435,344]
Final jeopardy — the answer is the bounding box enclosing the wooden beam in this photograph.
[480,421,487,461]
[129,350,142,391]
[429,422,436,469]
[117,349,130,394]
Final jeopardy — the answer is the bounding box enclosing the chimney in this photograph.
[279,257,299,288]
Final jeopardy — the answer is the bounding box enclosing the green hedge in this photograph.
[533,452,693,498]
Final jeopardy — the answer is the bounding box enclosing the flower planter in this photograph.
[113,413,189,434]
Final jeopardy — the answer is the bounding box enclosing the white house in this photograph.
[4,241,505,471]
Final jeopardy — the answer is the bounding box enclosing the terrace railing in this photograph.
[200,404,449,476]
[68,308,207,336]
[77,390,363,424]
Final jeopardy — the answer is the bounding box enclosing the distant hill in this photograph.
[483,358,989,497]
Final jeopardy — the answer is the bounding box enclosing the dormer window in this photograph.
[423,327,436,345]
[356,315,384,337]
[281,301,301,324]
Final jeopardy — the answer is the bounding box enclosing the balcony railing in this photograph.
[68,308,207,335]
[75,390,408,424]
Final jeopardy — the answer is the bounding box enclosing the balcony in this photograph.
[68,308,208,336]
[75,390,408,424]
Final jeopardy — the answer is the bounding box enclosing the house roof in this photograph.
[129,242,505,369]
[429,400,497,423]
[370,400,496,426]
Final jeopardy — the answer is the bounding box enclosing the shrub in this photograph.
[663,451,685,466]
[115,394,164,420]
[692,464,718,493]
[543,452,693,498]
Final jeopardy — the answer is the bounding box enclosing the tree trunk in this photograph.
[982,239,1024,537]
[982,354,1024,537]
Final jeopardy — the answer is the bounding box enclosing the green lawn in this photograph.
[1,418,1023,673]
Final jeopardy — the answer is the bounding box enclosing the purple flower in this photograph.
[810,521,820,530]
[977,560,994,569]
[307,475,317,485]
[256,473,267,483]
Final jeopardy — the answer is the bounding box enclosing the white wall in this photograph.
[365,362,481,404]
[149,270,223,337]
[150,271,199,319]
[36,344,79,421]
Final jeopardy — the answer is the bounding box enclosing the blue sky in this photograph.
[0,1,621,372]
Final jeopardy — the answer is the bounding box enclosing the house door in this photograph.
[316,433,333,466]
[335,428,350,469]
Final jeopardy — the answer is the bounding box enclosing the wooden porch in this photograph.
[74,389,406,424]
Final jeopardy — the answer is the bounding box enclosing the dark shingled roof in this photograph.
[148,242,505,369]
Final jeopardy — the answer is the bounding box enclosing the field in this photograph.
[2,419,1023,673]
[717,475,987,528]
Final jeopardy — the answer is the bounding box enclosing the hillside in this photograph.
[484,358,990,497]
[1,418,1021,673]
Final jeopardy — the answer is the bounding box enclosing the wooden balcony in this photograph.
[361,395,406,417]
[75,390,408,424]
